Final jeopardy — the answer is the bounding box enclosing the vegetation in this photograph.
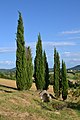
[26,47,33,90]
[34,33,45,90]
[62,60,68,100]
[43,51,49,90]
[49,73,54,85]
[16,12,28,90]
[0,70,16,80]
[0,85,80,120]
[53,48,60,98]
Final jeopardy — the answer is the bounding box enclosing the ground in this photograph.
[0,78,80,120]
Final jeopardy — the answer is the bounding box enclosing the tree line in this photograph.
[16,12,68,100]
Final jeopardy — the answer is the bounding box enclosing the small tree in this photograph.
[53,48,60,98]
[16,12,27,90]
[26,47,33,90]
[62,60,68,100]
[34,33,45,90]
[43,51,49,90]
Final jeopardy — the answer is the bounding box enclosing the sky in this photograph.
[0,0,80,69]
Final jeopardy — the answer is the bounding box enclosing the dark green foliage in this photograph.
[43,51,49,90]
[0,71,16,80]
[16,12,27,90]
[49,73,54,85]
[34,33,45,90]
[26,47,33,90]
[62,60,68,100]
[53,48,60,98]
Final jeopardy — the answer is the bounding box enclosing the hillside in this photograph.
[0,68,16,73]
[0,68,16,80]
[0,78,80,120]
[0,84,80,120]
[67,65,80,71]
[0,65,80,73]
[50,65,80,73]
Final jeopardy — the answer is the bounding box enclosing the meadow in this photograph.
[0,78,80,120]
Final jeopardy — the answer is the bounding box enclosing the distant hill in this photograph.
[0,68,16,80]
[67,65,80,71]
[49,68,53,72]
[49,65,80,73]
[0,65,80,73]
[0,68,16,73]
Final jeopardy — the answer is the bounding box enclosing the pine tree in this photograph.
[53,48,60,98]
[26,47,33,90]
[16,12,27,90]
[43,51,49,90]
[62,60,68,100]
[34,33,45,90]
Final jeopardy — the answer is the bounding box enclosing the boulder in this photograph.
[39,90,51,102]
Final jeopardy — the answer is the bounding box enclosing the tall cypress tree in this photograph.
[53,48,60,98]
[26,47,33,90]
[43,51,49,90]
[56,52,61,96]
[16,12,27,90]
[34,33,45,90]
[62,60,68,100]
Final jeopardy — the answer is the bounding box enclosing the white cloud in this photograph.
[67,58,80,65]
[63,51,80,57]
[0,47,16,53]
[0,61,15,65]
[27,41,76,48]
[42,41,76,47]
[71,59,80,62]
[68,37,80,40]
[60,29,80,35]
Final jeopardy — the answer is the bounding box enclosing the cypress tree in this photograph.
[26,47,33,90]
[34,33,45,90]
[62,60,68,100]
[56,52,61,96]
[16,12,27,90]
[43,51,49,90]
[53,48,60,98]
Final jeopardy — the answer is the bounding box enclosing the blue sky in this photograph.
[0,0,80,69]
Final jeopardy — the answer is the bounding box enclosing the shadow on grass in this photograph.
[34,98,80,111]
[34,99,52,111]
[67,102,80,111]
[0,84,17,93]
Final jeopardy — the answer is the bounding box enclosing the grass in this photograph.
[67,72,80,80]
[0,79,80,120]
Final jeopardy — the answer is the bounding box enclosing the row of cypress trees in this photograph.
[16,12,49,91]
[16,12,68,100]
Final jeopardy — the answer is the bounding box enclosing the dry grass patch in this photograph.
[0,79,80,120]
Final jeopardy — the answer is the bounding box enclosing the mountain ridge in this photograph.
[0,68,16,73]
[67,65,80,71]
[0,65,80,73]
